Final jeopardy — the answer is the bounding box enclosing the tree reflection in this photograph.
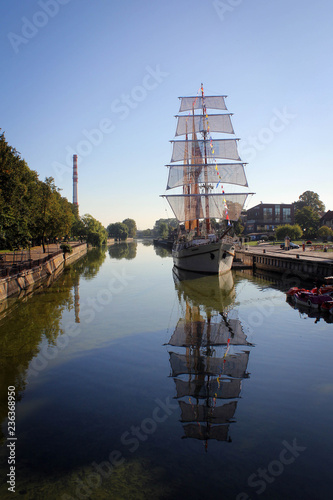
[108,241,137,260]
[153,246,172,258]
[0,248,107,442]
[73,246,107,279]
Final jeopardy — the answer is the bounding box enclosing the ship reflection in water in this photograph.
[167,268,253,449]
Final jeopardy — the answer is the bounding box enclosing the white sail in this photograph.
[166,162,248,190]
[179,96,227,112]
[175,114,234,136]
[164,193,248,222]
[171,139,241,163]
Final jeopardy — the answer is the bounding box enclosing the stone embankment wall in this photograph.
[0,243,87,302]
[235,249,333,281]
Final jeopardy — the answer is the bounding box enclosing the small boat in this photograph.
[294,291,333,309]
[161,84,253,275]
[286,276,333,297]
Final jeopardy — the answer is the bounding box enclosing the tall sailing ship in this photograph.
[161,84,253,274]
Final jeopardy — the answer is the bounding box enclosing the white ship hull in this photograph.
[172,239,235,275]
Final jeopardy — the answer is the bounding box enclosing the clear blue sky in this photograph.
[1,0,332,229]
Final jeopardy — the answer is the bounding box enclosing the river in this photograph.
[0,241,332,499]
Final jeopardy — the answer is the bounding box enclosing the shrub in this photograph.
[60,243,73,254]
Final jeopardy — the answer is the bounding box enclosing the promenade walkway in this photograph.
[235,243,333,281]
[0,242,82,278]
[0,243,78,264]
[241,243,333,263]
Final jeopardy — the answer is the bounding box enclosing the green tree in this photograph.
[275,224,303,240]
[122,218,137,238]
[294,191,325,215]
[0,131,105,250]
[0,131,39,249]
[233,218,244,236]
[294,207,320,238]
[139,229,152,237]
[34,177,74,252]
[153,218,177,237]
[71,215,86,241]
[107,222,128,241]
[82,214,107,246]
[317,225,333,239]
[158,221,169,238]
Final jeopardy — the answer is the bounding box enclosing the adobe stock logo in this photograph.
[236,438,307,499]
[52,64,169,181]
[239,107,297,162]
[213,0,244,21]
[8,0,72,54]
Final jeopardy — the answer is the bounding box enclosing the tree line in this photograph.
[142,192,331,242]
[105,191,331,244]
[106,219,180,240]
[275,191,332,240]
[107,219,137,241]
[0,131,107,250]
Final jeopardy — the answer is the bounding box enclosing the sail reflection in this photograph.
[167,268,253,448]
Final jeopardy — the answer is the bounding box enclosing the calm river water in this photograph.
[0,241,332,500]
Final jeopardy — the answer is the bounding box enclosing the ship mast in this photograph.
[201,84,210,234]
[183,122,190,231]
[191,106,200,235]
[162,86,254,227]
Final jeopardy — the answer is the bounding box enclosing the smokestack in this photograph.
[73,154,78,209]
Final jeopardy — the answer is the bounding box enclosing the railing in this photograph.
[0,243,86,278]
[309,244,333,252]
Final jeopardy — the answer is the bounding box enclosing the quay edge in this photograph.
[234,247,333,282]
[0,243,87,303]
